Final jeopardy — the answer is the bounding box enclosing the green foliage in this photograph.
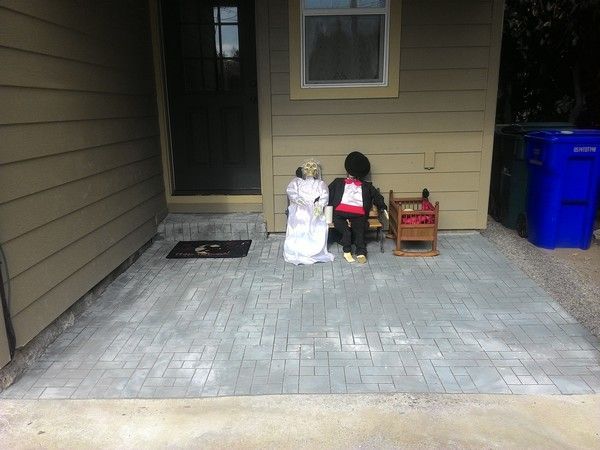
[497,0,600,125]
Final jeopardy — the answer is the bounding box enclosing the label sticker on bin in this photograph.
[573,146,596,153]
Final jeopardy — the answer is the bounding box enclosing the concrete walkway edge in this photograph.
[1,394,599,449]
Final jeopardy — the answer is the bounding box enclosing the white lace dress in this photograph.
[283,177,334,265]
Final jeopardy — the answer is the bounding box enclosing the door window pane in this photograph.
[219,7,238,23]
[181,25,202,57]
[181,24,217,58]
[181,1,214,23]
[183,59,217,91]
[203,60,218,90]
[213,25,221,56]
[305,15,384,84]
[219,59,241,90]
[183,59,204,92]
[220,25,239,57]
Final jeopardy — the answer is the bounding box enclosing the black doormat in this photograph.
[166,240,252,259]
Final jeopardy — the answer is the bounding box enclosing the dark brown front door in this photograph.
[161,0,260,194]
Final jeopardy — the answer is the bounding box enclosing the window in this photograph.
[289,0,401,99]
[302,1,389,87]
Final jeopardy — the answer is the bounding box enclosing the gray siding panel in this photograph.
[0,1,166,355]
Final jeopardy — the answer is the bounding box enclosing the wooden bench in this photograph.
[328,206,385,253]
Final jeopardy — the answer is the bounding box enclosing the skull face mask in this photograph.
[302,159,321,179]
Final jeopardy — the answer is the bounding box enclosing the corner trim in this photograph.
[149,0,174,202]
[255,1,275,231]
[478,0,505,229]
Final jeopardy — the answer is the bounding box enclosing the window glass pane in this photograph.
[180,1,214,23]
[214,25,221,56]
[181,25,217,58]
[183,59,202,92]
[305,15,384,84]
[181,25,202,57]
[220,25,239,57]
[183,59,217,92]
[304,0,386,9]
[203,59,217,90]
[219,59,241,90]
[220,7,238,23]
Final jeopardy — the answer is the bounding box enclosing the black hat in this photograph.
[344,151,371,179]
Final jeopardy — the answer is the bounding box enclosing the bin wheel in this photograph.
[516,214,527,238]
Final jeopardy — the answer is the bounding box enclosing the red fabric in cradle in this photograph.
[401,198,435,224]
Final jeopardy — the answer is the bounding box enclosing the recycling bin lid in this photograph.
[497,122,573,135]
[525,129,600,142]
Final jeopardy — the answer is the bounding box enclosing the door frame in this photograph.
[148,0,274,221]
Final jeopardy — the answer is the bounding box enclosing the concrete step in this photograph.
[156,213,267,242]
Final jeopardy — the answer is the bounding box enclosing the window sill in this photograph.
[290,83,399,100]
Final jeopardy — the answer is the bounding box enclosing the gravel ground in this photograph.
[482,218,600,339]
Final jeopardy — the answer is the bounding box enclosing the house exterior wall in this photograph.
[264,0,504,232]
[0,0,166,362]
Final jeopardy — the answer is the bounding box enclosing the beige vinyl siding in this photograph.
[266,0,500,232]
[0,0,166,353]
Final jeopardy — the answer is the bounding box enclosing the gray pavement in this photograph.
[1,214,599,399]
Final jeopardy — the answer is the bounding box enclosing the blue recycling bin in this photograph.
[525,130,600,249]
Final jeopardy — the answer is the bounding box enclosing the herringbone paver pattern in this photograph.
[2,215,599,399]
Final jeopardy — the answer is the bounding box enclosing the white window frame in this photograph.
[300,2,391,89]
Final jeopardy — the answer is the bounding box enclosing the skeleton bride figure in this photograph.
[283,159,334,265]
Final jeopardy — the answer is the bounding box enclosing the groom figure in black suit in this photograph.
[328,151,387,264]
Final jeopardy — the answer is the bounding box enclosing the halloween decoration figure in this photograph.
[328,151,388,264]
[285,167,304,218]
[283,159,334,265]
[401,189,435,224]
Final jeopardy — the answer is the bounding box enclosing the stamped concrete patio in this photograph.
[2,214,599,399]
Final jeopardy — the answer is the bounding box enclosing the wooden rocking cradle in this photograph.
[387,190,440,257]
